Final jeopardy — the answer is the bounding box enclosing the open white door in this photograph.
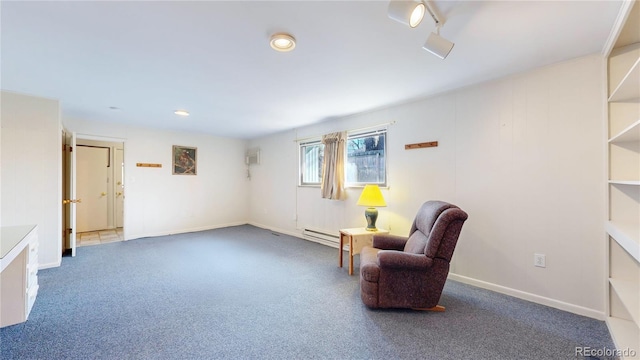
[64,132,78,257]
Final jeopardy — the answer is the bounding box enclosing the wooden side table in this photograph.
[338,227,389,275]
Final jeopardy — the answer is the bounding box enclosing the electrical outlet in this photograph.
[534,253,546,268]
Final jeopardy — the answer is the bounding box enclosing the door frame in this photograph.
[62,132,126,255]
[114,148,125,228]
[64,131,77,256]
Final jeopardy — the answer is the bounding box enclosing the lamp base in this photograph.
[364,207,378,231]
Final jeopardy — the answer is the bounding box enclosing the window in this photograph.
[346,129,386,186]
[299,128,387,187]
[299,140,324,185]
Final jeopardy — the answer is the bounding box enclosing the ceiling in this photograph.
[1,1,624,139]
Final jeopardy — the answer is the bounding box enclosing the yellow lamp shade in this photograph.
[357,185,387,207]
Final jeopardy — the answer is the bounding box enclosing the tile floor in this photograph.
[77,228,124,247]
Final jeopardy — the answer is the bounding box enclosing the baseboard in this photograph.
[39,260,61,270]
[127,221,340,250]
[125,221,248,241]
[448,273,605,320]
[302,237,340,249]
[247,222,304,240]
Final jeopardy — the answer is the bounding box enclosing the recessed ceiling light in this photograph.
[270,33,296,52]
[174,110,189,116]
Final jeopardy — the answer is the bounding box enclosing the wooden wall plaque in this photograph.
[405,141,438,150]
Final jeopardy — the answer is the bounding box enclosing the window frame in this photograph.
[299,139,324,186]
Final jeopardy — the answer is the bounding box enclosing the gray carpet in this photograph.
[0,225,614,359]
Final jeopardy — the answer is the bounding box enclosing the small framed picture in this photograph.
[172,145,197,175]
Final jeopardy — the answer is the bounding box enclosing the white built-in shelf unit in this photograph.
[605,1,640,357]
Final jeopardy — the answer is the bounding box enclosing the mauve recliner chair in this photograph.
[359,200,468,310]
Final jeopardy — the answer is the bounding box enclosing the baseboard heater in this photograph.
[302,228,340,247]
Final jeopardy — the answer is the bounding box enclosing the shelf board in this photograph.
[610,180,640,186]
[610,278,640,325]
[606,316,639,359]
[609,57,640,102]
[610,119,640,143]
[606,221,640,262]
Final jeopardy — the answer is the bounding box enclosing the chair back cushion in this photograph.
[409,201,457,237]
[424,207,468,261]
[404,201,468,258]
[403,230,428,254]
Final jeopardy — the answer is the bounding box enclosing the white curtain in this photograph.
[320,131,346,200]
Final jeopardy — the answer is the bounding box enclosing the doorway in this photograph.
[65,136,125,249]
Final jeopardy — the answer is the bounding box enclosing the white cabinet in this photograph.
[0,225,39,328]
[605,1,640,357]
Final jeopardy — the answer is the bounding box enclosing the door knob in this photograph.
[116,192,123,197]
[101,192,107,196]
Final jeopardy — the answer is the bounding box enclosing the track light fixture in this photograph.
[388,0,426,28]
[387,0,455,59]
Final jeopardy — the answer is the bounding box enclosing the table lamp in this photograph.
[356,185,387,231]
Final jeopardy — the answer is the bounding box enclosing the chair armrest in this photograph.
[372,234,407,251]
[377,250,432,270]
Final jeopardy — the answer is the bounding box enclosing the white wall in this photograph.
[63,118,249,240]
[1,91,62,268]
[247,130,298,232]
[248,54,606,318]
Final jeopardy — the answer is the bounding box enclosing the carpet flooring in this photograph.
[0,225,614,359]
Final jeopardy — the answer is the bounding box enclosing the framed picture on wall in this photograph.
[172,145,197,175]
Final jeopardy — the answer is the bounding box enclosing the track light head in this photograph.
[422,29,454,59]
[388,0,426,28]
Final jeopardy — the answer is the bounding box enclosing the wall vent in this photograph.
[245,148,260,165]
